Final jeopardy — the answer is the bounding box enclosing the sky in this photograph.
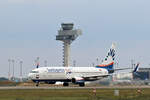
[0,0,150,77]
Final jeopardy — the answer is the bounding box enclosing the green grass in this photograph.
[0,88,150,100]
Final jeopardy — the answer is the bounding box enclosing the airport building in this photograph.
[133,68,150,80]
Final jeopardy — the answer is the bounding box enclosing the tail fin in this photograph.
[96,43,116,73]
[133,63,140,77]
[133,63,140,73]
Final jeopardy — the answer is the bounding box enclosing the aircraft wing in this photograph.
[82,74,110,81]
[114,63,140,72]
[114,67,132,71]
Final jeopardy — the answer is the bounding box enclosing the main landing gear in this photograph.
[63,82,69,86]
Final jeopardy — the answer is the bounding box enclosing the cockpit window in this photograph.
[30,71,39,73]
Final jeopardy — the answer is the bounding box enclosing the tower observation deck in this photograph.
[56,23,82,67]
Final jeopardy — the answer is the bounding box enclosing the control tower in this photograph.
[56,23,82,67]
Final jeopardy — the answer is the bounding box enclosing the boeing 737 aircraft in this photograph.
[28,43,130,87]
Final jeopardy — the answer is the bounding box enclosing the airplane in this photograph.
[112,63,140,81]
[28,43,129,87]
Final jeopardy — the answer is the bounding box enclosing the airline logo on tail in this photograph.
[108,45,115,60]
[96,43,116,73]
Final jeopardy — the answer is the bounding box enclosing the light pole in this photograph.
[73,60,76,67]
[12,59,15,81]
[96,58,99,65]
[35,57,40,68]
[8,59,11,80]
[20,61,23,82]
[92,63,95,67]
[131,59,134,69]
[44,60,47,67]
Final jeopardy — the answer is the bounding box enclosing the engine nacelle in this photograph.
[72,77,84,84]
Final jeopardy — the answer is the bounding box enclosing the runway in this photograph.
[0,86,150,89]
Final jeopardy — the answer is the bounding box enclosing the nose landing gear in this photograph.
[36,81,39,87]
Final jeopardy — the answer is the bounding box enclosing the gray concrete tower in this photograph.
[56,23,82,67]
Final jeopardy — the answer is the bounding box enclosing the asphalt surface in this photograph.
[0,86,150,89]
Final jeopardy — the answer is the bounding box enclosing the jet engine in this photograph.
[72,77,84,84]
[72,77,85,86]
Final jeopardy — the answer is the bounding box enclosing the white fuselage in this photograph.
[28,66,108,81]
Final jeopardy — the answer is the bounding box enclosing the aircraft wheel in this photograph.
[79,83,85,87]
[63,82,69,86]
[36,82,39,87]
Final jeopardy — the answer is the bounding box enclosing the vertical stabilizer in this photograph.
[133,63,140,73]
[96,43,116,73]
